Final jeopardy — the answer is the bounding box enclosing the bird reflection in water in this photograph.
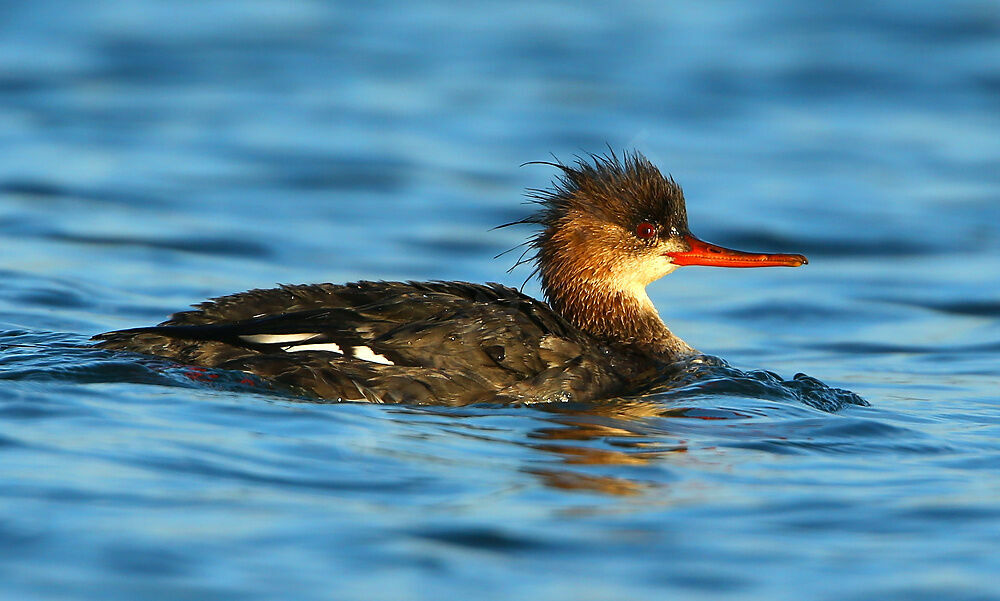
[390,396,749,497]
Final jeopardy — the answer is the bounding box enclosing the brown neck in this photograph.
[540,269,695,358]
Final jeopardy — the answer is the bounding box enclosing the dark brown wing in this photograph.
[94,281,648,404]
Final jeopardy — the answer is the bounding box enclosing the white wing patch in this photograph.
[240,333,320,345]
[284,342,344,354]
[351,346,394,365]
[239,333,393,365]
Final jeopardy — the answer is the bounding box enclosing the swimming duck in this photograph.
[95,151,806,404]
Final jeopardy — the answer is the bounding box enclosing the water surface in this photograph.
[1,1,999,600]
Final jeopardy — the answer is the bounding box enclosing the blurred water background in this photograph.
[1,1,999,599]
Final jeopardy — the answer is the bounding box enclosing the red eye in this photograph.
[635,222,657,240]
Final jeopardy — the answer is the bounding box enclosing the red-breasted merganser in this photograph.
[95,151,806,404]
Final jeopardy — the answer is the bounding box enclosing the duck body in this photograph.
[95,281,665,404]
[96,151,806,404]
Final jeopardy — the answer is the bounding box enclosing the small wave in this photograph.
[654,355,869,413]
[46,232,273,259]
[0,330,275,395]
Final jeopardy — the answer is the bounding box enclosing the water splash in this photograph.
[653,355,869,412]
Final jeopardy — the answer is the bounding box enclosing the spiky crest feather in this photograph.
[498,150,694,353]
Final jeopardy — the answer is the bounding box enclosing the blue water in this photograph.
[2,1,999,599]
